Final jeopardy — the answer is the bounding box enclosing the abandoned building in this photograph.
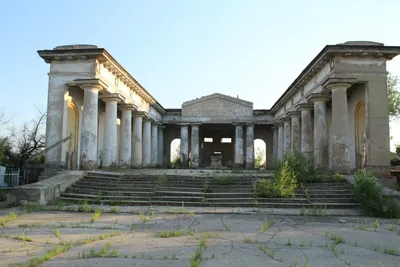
[38,41,400,175]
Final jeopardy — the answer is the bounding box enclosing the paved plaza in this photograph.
[0,207,399,267]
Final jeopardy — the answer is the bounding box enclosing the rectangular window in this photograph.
[221,138,232,143]
[204,137,213,143]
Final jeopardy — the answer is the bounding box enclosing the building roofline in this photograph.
[37,46,166,114]
[269,43,400,113]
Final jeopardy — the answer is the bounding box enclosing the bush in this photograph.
[354,169,399,218]
[255,161,297,198]
[274,151,321,183]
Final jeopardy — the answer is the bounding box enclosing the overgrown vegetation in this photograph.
[354,169,399,218]
[255,161,297,198]
[255,151,333,198]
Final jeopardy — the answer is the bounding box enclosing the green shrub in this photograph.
[354,169,399,218]
[170,156,181,169]
[274,151,321,183]
[255,161,297,198]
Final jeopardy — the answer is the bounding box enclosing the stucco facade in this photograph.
[38,41,400,175]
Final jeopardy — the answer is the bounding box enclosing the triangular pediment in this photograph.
[181,93,253,119]
[182,93,253,108]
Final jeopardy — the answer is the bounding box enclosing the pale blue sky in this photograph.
[1,0,400,148]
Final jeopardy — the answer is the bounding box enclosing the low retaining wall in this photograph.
[8,170,85,205]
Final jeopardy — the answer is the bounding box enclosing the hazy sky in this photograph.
[1,0,400,149]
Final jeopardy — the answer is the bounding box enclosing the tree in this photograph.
[2,111,46,169]
[388,73,400,119]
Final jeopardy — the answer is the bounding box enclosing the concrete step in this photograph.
[257,198,310,203]
[66,189,154,196]
[309,198,357,203]
[61,193,151,200]
[58,197,151,206]
[302,189,353,194]
[296,193,355,198]
[155,191,205,196]
[75,182,157,187]
[71,184,156,191]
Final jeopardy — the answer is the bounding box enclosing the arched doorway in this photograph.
[355,101,366,168]
[254,139,267,168]
[170,138,181,167]
[67,101,79,169]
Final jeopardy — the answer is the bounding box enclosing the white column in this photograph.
[296,104,313,159]
[246,124,254,169]
[158,126,164,166]
[142,118,152,167]
[191,123,200,168]
[79,84,103,170]
[277,123,284,161]
[288,111,301,152]
[327,83,352,173]
[234,124,244,167]
[132,112,144,167]
[151,122,159,167]
[283,118,291,153]
[119,104,136,167]
[308,94,330,168]
[101,94,122,167]
[180,124,189,167]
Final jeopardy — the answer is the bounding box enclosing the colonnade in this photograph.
[78,83,164,170]
[272,83,352,173]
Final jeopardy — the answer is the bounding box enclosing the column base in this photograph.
[365,165,391,177]
[233,163,244,169]
[331,144,350,174]
[80,160,98,170]
[245,162,254,169]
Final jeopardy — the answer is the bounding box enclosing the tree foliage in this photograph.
[388,73,400,119]
[254,148,265,168]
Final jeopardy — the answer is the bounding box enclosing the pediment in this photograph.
[181,93,253,118]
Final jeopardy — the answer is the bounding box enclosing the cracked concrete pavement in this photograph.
[0,208,399,267]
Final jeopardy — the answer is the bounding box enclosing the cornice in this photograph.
[269,43,400,114]
[37,46,166,115]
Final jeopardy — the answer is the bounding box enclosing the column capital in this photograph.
[152,120,162,126]
[274,121,283,127]
[246,122,254,127]
[306,93,330,104]
[132,111,147,117]
[100,93,125,103]
[322,78,356,90]
[190,122,202,126]
[73,78,108,91]
[279,117,291,122]
[295,103,314,111]
[119,103,137,111]
[177,122,191,126]
[286,111,301,117]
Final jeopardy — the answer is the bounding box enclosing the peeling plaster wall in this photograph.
[45,60,96,166]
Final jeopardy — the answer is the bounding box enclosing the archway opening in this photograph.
[170,138,181,167]
[66,100,79,169]
[254,139,267,168]
[355,101,366,168]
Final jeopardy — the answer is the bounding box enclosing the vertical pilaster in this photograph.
[283,118,291,153]
[246,124,254,169]
[79,82,104,170]
[296,104,314,159]
[101,94,123,168]
[287,111,301,152]
[234,124,244,167]
[142,118,152,167]
[277,122,284,161]
[327,83,352,173]
[132,112,145,167]
[151,122,159,167]
[307,94,330,168]
[191,123,201,168]
[119,104,136,168]
[179,123,190,167]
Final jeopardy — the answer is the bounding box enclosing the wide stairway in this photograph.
[58,171,359,209]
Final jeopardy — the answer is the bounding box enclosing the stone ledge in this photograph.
[8,170,85,205]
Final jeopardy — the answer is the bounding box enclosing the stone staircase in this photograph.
[58,171,359,209]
